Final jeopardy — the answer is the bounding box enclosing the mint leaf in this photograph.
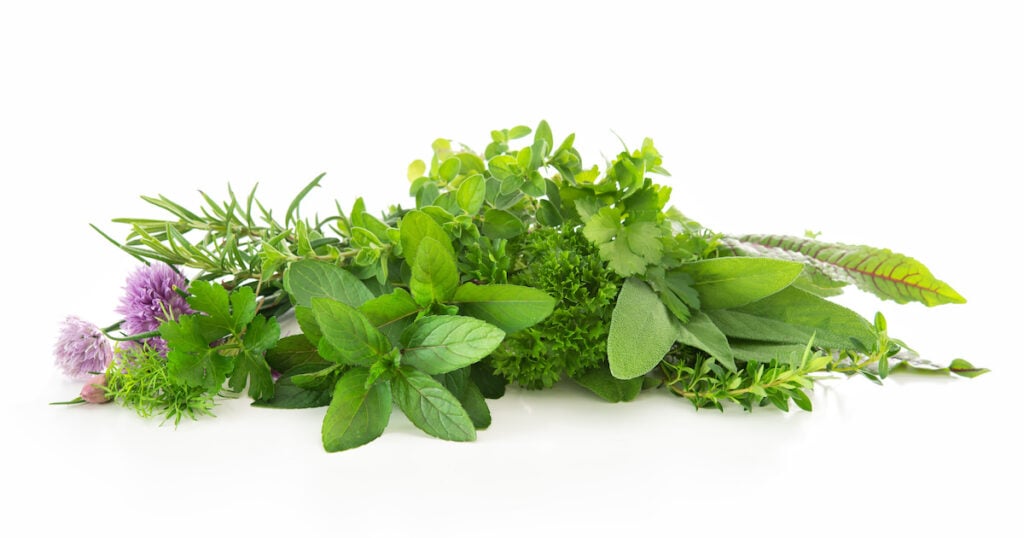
[312,297,394,367]
[392,366,476,442]
[400,315,505,375]
[321,368,392,452]
[451,283,556,333]
[439,368,492,429]
[264,334,328,374]
[294,306,322,345]
[284,260,374,309]
[607,278,678,379]
[252,364,333,409]
[358,288,422,344]
[409,236,459,306]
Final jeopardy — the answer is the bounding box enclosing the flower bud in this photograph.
[80,374,111,404]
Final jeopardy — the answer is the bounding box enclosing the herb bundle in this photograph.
[54,121,984,452]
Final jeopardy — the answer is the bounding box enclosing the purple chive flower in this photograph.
[116,263,193,342]
[54,316,114,379]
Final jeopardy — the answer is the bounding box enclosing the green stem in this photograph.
[102,330,161,342]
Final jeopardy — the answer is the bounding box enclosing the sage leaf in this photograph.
[673,257,803,310]
[676,311,736,372]
[608,278,678,379]
[705,287,877,349]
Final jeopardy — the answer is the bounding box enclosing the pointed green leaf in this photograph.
[456,174,486,215]
[948,358,990,378]
[321,368,392,452]
[399,209,455,265]
[400,315,505,374]
[608,278,678,379]
[392,366,476,442]
[677,311,736,372]
[534,120,553,158]
[410,237,459,306]
[673,257,804,310]
[723,234,966,307]
[705,287,877,350]
[358,288,423,344]
[451,283,556,333]
[264,334,329,373]
[312,297,393,367]
[284,260,374,309]
[482,209,525,239]
[573,366,643,402]
[729,340,810,365]
[294,306,323,345]
[251,364,333,409]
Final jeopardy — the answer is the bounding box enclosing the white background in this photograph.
[1,1,1021,536]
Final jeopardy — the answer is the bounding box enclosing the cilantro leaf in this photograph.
[162,315,234,391]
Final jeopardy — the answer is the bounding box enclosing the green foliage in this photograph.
[400,315,505,374]
[451,283,556,333]
[88,119,976,453]
[660,340,830,412]
[392,366,476,442]
[161,281,280,400]
[284,259,374,309]
[720,234,966,306]
[607,278,679,380]
[321,368,392,452]
[672,257,803,310]
[489,226,622,389]
[573,365,644,403]
[104,344,215,425]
